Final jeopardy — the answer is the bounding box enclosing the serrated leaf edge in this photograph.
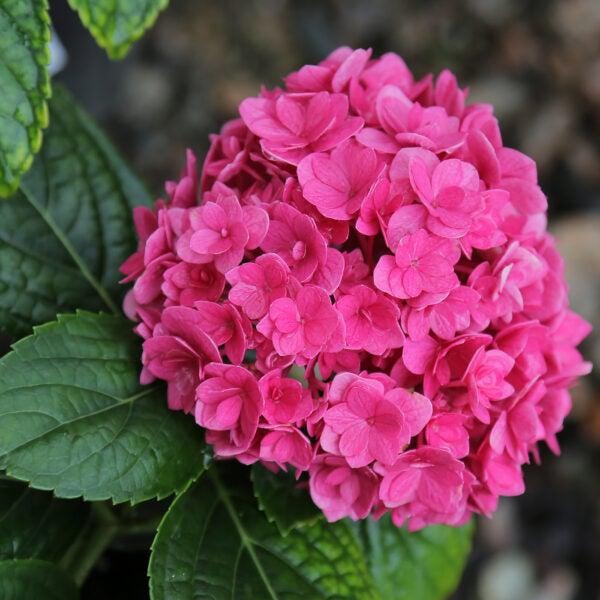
[0,311,209,506]
[250,466,322,538]
[67,0,170,59]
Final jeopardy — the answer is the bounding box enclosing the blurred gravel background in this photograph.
[50,1,599,598]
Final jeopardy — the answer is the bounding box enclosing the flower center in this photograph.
[358,307,372,323]
[191,268,210,284]
[220,227,229,238]
[292,241,306,261]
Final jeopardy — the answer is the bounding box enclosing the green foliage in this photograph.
[358,514,474,600]
[0,478,90,562]
[0,85,150,337]
[0,559,78,599]
[0,311,208,504]
[67,0,170,59]
[0,0,51,197]
[251,465,321,536]
[149,465,380,600]
[0,0,168,197]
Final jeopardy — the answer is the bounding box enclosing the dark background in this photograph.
[50,1,600,598]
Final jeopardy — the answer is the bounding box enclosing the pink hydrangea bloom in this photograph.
[489,380,545,463]
[322,373,431,467]
[297,139,383,220]
[403,286,480,341]
[425,413,470,458]
[375,447,472,530]
[338,249,370,294]
[476,445,525,498]
[239,91,364,165]
[119,206,160,283]
[356,177,405,239]
[165,149,199,207]
[309,455,379,521]
[257,285,345,359]
[408,155,485,239]
[226,253,299,319]
[286,47,372,94]
[259,425,313,471]
[142,306,220,414]
[122,48,591,531]
[374,229,460,299]
[192,301,251,365]
[318,349,362,381]
[196,363,263,456]
[187,191,268,273]
[260,203,327,283]
[463,348,516,424]
[335,285,404,355]
[357,84,463,154]
[162,261,225,306]
[259,369,314,425]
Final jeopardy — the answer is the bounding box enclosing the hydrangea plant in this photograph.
[0,45,591,600]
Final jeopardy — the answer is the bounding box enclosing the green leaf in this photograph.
[0,478,90,561]
[0,0,51,197]
[149,465,381,600]
[0,85,150,337]
[67,0,169,59]
[251,465,320,536]
[0,311,208,504]
[0,559,78,599]
[360,514,474,600]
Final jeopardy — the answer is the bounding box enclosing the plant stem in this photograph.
[119,515,162,536]
[70,503,119,587]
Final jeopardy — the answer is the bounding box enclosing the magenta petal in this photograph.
[367,427,401,465]
[339,422,371,464]
[387,205,427,249]
[243,205,269,249]
[356,127,399,153]
[402,267,423,297]
[212,396,243,430]
[373,255,396,295]
[190,228,231,255]
[402,336,438,375]
[382,468,421,507]
[390,390,432,437]
[409,157,434,202]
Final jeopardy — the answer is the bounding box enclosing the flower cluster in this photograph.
[121,47,591,531]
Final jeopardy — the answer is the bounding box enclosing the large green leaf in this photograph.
[0,0,51,197]
[359,514,474,600]
[251,465,320,537]
[0,478,90,561]
[0,559,78,599]
[149,465,380,600]
[67,0,169,59]
[0,85,150,337]
[0,311,208,504]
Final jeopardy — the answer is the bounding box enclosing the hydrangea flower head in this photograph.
[122,47,591,530]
